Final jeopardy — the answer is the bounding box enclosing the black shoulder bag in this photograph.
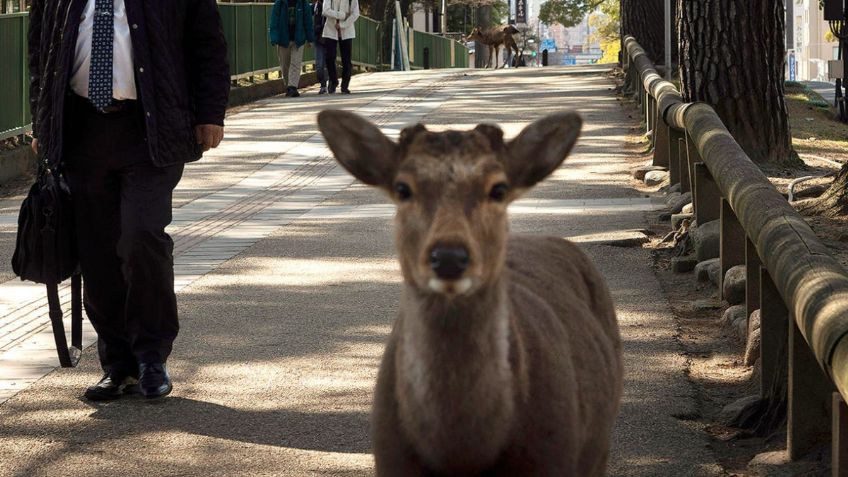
[11,160,83,367]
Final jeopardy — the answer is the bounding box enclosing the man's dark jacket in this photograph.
[28,0,230,167]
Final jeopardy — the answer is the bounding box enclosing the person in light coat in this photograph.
[322,0,359,94]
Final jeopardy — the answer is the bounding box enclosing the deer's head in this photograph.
[464,27,483,43]
[318,111,582,298]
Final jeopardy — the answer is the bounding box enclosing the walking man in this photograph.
[28,0,229,400]
[322,0,359,94]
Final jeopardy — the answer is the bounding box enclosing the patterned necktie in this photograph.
[88,0,114,110]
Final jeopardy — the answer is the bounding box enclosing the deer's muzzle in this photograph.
[428,245,470,280]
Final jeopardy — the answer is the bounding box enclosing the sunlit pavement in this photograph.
[0,66,720,476]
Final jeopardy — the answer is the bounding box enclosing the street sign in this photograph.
[788,50,796,81]
[515,0,527,26]
[829,60,844,79]
[540,38,556,52]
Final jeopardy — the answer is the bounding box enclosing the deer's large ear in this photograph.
[318,110,399,187]
[505,112,582,189]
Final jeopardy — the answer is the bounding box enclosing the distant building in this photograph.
[789,0,840,82]
[532,11,601,65]
[411,1,444,34]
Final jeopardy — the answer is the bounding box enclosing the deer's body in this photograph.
[466,25,520,69]
[374,237,621,476]
[318,110,623,477]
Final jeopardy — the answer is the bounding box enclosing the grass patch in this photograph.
[785,82,848,161]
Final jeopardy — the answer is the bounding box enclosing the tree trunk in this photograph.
[678,0,800,166]
[621,0,675,65]
[798,163,848,217]
[475,5,492,68]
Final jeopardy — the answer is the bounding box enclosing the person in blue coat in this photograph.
[270,0,316,97]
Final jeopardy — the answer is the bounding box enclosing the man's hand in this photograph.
[31,138,39,154]
[195,124,224,152]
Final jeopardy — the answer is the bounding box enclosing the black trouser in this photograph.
[325,38,353,90]
[64,94,183,375]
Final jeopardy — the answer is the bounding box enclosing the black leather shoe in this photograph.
[84,371,139,401]
[139,362,172,399]
[341,88,351,94]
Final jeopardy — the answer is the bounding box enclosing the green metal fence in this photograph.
[0,13,28,141]
[0,6,468,141]
[408,29,467,69]
[351,16,380,68]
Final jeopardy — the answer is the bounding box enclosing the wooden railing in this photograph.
[624,35,848,473]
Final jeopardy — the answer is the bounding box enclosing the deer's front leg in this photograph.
[373,341,431,477]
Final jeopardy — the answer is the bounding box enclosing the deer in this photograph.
[317,110,623,476]
[465,25,520,69]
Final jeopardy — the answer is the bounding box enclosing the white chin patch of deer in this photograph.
[428,278,474,296]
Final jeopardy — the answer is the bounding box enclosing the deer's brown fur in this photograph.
[466,25,520,69]
[318,110,623,476]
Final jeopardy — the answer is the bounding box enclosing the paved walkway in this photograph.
[0,67,720,476]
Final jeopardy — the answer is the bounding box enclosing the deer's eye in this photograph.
[395,182,412,201]
[489,182,509,202]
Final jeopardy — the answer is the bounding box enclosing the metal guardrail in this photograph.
[0,12,28,141]
[0,7,469,141]
[625,35,848,471]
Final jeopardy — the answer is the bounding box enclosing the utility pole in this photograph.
[824,0,847,121]
[664,0,672,79]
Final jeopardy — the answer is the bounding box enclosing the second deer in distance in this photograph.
[466,25,520,69]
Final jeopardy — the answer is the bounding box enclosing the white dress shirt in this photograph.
[70,0,137,100]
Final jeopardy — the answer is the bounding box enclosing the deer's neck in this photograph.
[395,280,522,470]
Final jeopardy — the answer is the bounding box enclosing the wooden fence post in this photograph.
[653,119,670,168]
[678,137,690,193]
[647,94,656,139]
[686,132,699,198]
[760,267,788,402]
[746,238,761,322]
[667,128,684,184]
[788,321,834,459]
[833,393,848,477]
[694,163,720,225]
[720,199,745,300]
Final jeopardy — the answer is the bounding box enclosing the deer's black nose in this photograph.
[429,246,470,280]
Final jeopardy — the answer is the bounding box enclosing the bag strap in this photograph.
[45,276,82,368]
[46,282,73,367]
[71,273,82,351]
